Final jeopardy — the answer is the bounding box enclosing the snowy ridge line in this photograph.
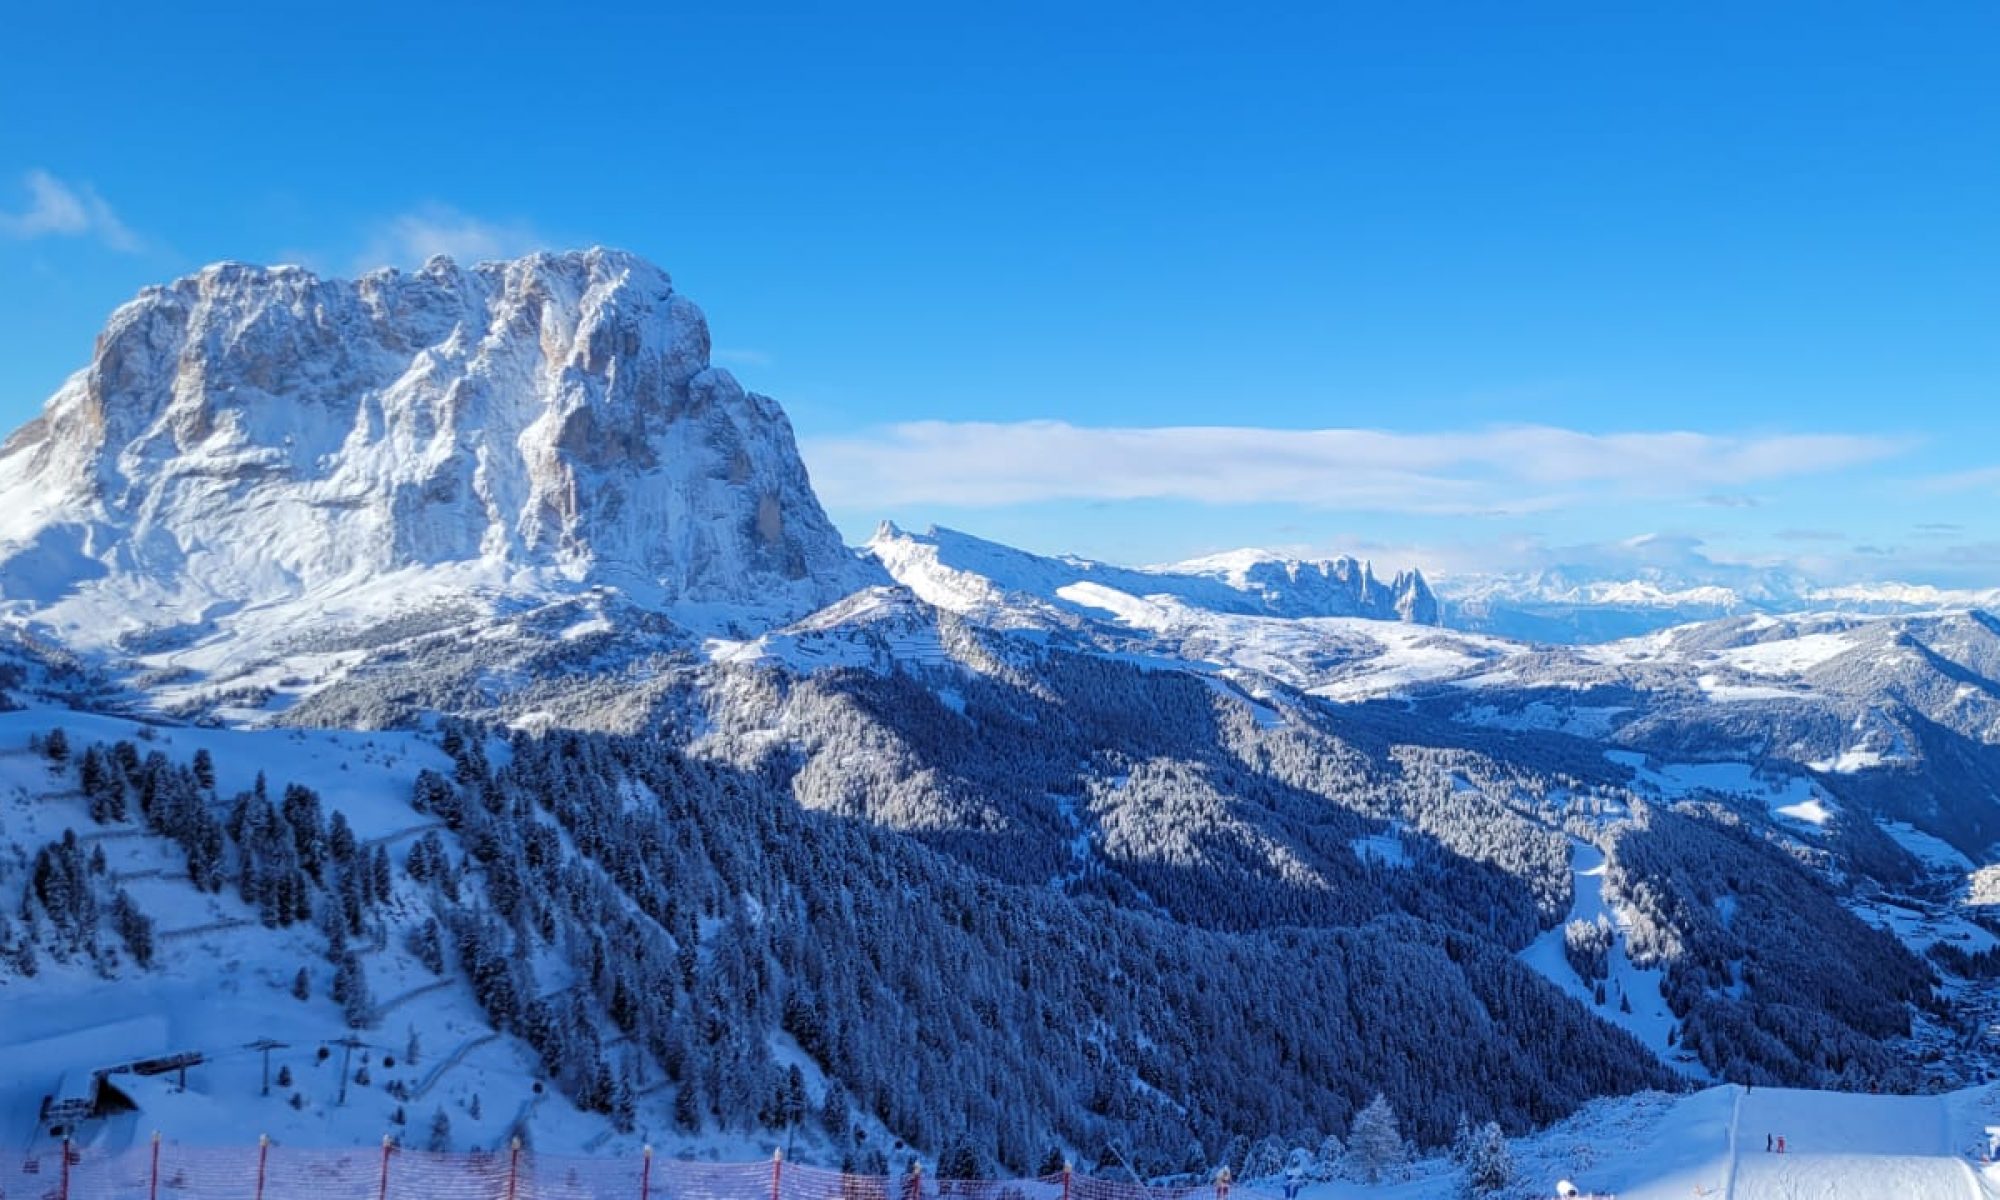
[25,1142,1294,1200]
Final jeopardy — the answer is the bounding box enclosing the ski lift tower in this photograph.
[245,1039,289,1096]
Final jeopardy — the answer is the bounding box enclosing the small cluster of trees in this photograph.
[1563,916,1614,982]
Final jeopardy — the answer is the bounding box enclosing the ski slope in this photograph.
[1516,840,1689,1077]
[1728,1086,1998,1199]
[1294,1084,2000,1199]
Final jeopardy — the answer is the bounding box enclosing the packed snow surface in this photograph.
[1287,1084,2000,1199]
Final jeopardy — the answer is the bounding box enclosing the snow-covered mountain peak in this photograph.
[1157,546,1439,623]
[864,523,1439,631]
[0,248,876,652]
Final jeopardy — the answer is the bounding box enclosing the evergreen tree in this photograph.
[1449,1112,1474,1166]
[1347,1094,1406,1184]
[333,953,374,1028]
[820,1080,852,1140]
[1456,1122,1512,1198]
[1242,1136,1287,1180]
[939,1133,983,1180]
[110,889,154,968]
[673,1084,703,1133]
[1309,1136,1344,1182]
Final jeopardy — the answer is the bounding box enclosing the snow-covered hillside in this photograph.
[0,702,908,1163]
[846,522,1492,698]
[867,524,1437,627]
[0,708,618,1156]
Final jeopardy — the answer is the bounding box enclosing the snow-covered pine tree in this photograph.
[109,889,153,968]
[1456,1122,1512,1198]
[1347,1094,1406,1184]
[1242,1136,1287,1181]
[820,1080,850,1140]
[1449,1111,1474,1165]
[1309,1135,1343,1182]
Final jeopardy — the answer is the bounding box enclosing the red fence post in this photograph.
[770,1148,784,1200]
[1215,1166,1230,1200]
[377,1135,393,1200]
[59,1137,71,1200]
[255,1135,269,1200]
[507,1137,521,1200]
[639,1144,652,1200]
[149,1132,161,1200]
[1061,1162,1071,1200]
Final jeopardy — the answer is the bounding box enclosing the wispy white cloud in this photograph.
[803,420,1909,515]
[353,204,546,272]
[713,347,775,369]
[0,169,141,251]
[1920,465,2000,494]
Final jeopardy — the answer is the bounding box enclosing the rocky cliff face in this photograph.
[0,249,874,645]
[1163,548,1440,624]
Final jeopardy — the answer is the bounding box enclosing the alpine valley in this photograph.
[2,251,1996,1196]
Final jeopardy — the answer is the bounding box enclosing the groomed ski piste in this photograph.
[1300,1083,2000,1199]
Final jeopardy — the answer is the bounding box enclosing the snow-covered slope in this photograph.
[1258,1083,2000,1199]
[849,522,1474,697]
[0,708,606,1155]
[1497,1083,2000,1200]
[867,523,1437,626]
[0,249,877,656]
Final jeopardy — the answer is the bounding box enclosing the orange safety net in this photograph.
[3,1143,1282,1200]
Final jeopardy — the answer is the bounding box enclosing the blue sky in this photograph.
[3,1,1997,585]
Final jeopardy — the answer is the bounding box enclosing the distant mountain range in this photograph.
[1434,547,2000,642]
